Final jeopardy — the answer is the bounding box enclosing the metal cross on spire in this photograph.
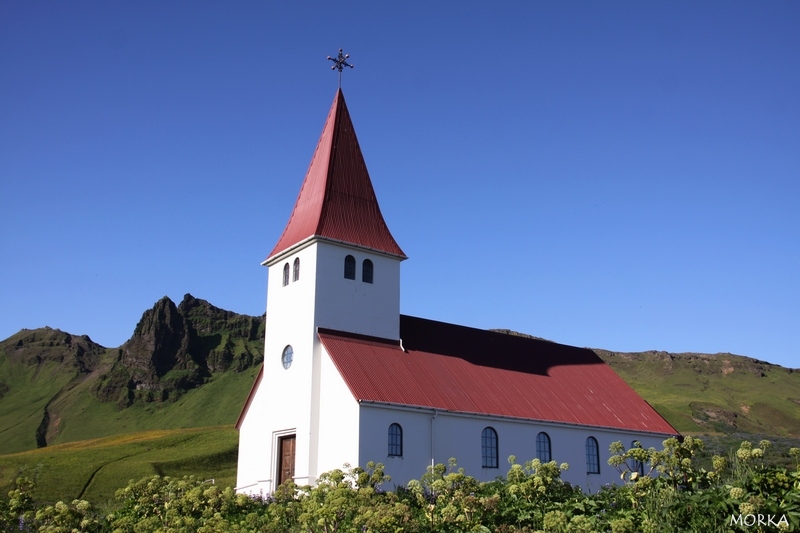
[327,49,353,88]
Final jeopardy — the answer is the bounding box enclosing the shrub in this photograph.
[1,438,798,532]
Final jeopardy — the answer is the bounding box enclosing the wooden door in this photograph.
[278,435,296,486]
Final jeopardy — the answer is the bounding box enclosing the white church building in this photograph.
[235,89,677,495]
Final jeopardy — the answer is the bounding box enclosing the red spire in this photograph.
[267,89,406,262]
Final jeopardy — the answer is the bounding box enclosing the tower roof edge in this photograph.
[267,89,406,262]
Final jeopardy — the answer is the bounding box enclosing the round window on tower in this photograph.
[281,345,293,369]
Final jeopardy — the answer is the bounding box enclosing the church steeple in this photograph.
[267,89,405,263]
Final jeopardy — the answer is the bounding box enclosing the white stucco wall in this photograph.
[236,244,320,495]
[313,342,360,479]
[314,241,401,340]
[236,376,273,495]
[358,403,671,493]
[237,239,403,495]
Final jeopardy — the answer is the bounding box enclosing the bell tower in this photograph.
[263,88,406,340]
[236,88,405,492]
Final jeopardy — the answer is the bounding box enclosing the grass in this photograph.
[598,351,800,437]
[0,426,239,506]
[45,366,259,446]
[0,357,77,453]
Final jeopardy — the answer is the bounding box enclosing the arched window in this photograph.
[293,257,300,282]
[536,432,551,463]
[344,255,356,280]
[388,423,402,457]
[481,427,499,468]
[586,437,600,474]
[631,440,645,476]
[362,259,373,284]
[282,263,289,287]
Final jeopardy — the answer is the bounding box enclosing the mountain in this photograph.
[96,294,264,408]
[0,294,264,454]
[2,298,799,457]
[594,349,800,437]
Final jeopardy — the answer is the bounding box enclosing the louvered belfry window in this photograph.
[344,255,356,280]
[362,259,373,283]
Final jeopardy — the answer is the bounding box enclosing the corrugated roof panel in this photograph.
[268,89,405,261]
[319,315,677,435]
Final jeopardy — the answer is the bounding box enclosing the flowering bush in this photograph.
[1,438,798,532]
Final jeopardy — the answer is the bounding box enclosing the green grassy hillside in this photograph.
[0,328,113,453]
[0,332,259,455]
[0,426,238,506]
[43,365,259,445]
[0,295,263,455]
[595,349,800,437]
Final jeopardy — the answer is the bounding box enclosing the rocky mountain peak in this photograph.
[94,294,264,408]
[124,296,189,379]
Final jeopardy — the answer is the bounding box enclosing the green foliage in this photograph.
[405,458,497,532]
[603,438,800,532]
[0,477,36,531]
[34,499,105,533]
[0,477,106,532]
[494,456,578,530]
[108,475,268,532]
[1,438,799,532]
[295,462,413,533]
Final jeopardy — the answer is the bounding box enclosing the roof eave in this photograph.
[264,235,408,266]
[357,400,679,437]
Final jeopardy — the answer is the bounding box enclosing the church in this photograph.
[235,88,677,495]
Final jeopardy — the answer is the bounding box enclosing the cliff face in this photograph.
[95,294,264,407]
[178,294,264,373]
[125,296,192,383]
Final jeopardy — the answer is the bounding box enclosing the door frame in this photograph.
[272,429,296,488]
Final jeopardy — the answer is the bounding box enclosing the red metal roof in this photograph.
[267,89,405,262]
[318,315,677,435]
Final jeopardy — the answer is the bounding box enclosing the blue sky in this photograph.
[1,1,798,369]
